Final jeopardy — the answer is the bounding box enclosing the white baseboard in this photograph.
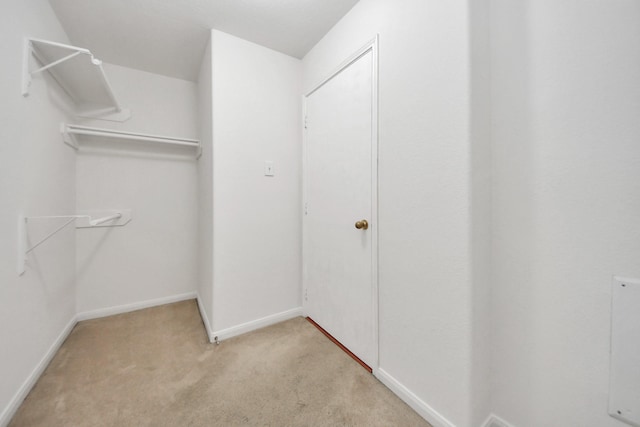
[195,293,214,343]
[76,292,197,321]
[481,414,516,427]
[211,307,303,342]
[375,368,456,427]
[0,315,77,427]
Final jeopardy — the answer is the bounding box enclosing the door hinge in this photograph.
[304,115,308,129]
[304,288,308,301]
[304,202,308,215]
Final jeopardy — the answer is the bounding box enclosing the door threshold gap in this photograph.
[306,317,372,373]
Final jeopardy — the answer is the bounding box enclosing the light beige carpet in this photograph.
[10,300,430,426]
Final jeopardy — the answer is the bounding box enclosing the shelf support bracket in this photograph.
[23,39,85,97]
[31,51,83,76]
[25,217,76,255]
[61,123,79,150]
[18,211,131,275]
[17,215,79,276]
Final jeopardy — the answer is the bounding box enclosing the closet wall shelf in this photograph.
[61,123,202,158]
[17,210,132,276]
[22,38,131,122]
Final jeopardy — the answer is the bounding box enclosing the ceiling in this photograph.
[48,0,359,82]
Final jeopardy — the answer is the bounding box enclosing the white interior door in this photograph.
[303,42,377,368]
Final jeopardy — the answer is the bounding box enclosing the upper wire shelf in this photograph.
[22,38,131,121]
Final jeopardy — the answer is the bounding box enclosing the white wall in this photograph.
[75,64,199,314]
[491,1,640,426]
[197,35,214,333]
[0,1,76,424]
[469,0,492,425]
[303,1,485,426]
[210,30,302,334]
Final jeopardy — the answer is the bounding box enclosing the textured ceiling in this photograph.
[48,0,359,81]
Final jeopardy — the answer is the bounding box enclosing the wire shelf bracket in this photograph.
[17,210,132,275]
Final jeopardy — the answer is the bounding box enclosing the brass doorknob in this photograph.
[355,219,369,230]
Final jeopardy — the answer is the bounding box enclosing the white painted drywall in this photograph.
[469,0,493,425]
[303,1,485,425]
[491,1,640,426]
[48,0,359,80]
[0,0,76,423]
[210,30,302,333]
[196,34,214,333]
[75,64,199,314]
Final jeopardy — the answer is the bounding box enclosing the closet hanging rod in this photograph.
[69,128,199,146]
[61,124,202,157]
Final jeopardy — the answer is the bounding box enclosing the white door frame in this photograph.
[302,35,379,373]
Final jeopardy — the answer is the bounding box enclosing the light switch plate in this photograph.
[264,161,274,176]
